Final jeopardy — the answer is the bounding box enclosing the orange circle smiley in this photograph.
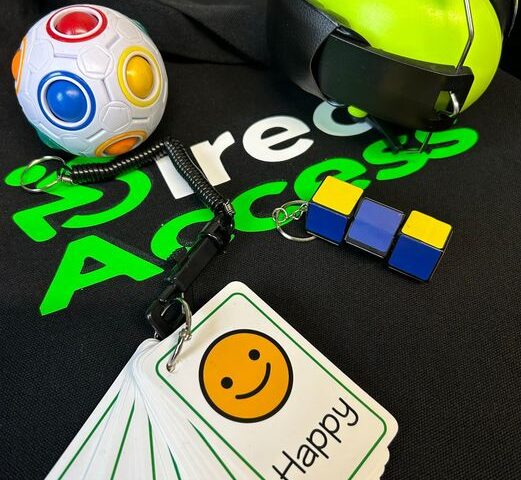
[199,330,293,423]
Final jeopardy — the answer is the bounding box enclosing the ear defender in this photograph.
[268,0,515,135]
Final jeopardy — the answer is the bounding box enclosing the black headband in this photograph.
[268,0,479,131]
[490,0,518,35]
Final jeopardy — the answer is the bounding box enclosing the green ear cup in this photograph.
[310,0,502,111]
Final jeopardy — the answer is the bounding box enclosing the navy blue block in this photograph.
[306,202,349,245]
[388,235,443,281]
[346,199,404,257]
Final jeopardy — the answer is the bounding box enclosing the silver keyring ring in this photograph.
[440,92,461,119]
[272,200,316,243]
[166,297,193,372]
[20,156,70,193]
[447,92,461,118]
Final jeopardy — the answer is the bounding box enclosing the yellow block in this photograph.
[312,176,363,216]
[402,211,452,249]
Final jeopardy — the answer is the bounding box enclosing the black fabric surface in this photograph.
[503,17,521,78]
[39,0,521,75]
[42,0,269,64]
[1,1,521,479]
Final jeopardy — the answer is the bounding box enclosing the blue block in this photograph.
[388,235,443,281]
[346,199,404,257]
[306,202,349,245]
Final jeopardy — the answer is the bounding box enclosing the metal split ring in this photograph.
[441,92,461,119]
[166,297,193,372]
[272,200,316,243]
[20,156,72,193]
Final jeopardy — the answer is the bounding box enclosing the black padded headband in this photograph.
[268,0,476,131]
[491,0,518,35]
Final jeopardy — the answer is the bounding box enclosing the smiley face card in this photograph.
[46,282,397,479]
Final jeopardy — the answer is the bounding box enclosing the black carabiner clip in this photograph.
[20,137,236,338]
[146,207,235,339]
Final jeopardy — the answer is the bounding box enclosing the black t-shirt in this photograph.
[1,1,520,479]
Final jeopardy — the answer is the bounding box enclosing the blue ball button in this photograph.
[46,79,88,123]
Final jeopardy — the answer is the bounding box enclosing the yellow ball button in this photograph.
[125,55,154,99]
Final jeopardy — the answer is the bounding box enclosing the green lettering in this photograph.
[363,128,479,181]
[63,170,151,229]
[232,181,288,232]
[40,235,163,315]
[6,166,103,242]
[418,129,479,159]
[4,157,151,242]
[150,181,290,260]
[150,208,213,261]
[294,158,370,201]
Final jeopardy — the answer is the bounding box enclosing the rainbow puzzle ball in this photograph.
[12,4,168,157]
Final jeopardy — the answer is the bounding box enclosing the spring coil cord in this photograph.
[60,137,235,338]
[65,137,230,216]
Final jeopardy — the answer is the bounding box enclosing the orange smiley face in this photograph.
[199,330,293,423]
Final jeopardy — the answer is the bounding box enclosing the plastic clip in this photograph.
[146,207,234,339]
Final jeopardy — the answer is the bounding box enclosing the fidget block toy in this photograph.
[306,176,452,281]
[12,4,168,157]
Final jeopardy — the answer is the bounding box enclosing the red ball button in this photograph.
[55,11,99,36]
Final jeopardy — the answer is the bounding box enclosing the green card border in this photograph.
[57,393,119,479]
[55,385,184,479]
[156,291,388,480]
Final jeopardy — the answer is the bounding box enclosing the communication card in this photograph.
[47,282,398,479]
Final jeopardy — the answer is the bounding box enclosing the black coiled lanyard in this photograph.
[20,138,235,340]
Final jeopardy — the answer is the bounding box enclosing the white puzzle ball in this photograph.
[11,4,168,157]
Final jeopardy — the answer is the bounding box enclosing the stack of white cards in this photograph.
[47,282,398,480]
